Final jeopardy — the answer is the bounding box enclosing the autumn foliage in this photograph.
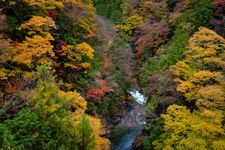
[0,65,110,149]
[212,0,225,10]
[154,27,225,149]
[171,27,225,108]
[0,0,109,149]
[2,0,225,149]
[117,13,143,37]
[86,79,108,100]
[135,21,170,57]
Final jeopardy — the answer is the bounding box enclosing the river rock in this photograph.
[132,134,143,150]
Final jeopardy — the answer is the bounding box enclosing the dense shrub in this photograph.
[94,0,123,23]
[140,0,213,86]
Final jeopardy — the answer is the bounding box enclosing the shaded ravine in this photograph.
[114,90,147,150]
[95,15,144,150]
[115,127,143,150]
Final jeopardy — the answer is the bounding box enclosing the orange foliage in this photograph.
[58,90,87,116]
[23,0,64,9]
[13,35,55,67]
[13,16,56,67]
[3,79,27,94]
[87,116,110,150]
[86,79,107,100]
[61,42,94,69]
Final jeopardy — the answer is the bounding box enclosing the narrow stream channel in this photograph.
[114,90,147,150]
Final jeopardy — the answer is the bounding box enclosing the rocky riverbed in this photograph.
[111,90,146,150]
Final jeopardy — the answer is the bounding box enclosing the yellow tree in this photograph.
[0,39,14,80]
[34,65,110,149]
[154,27,225,149]
[65,0,97,39]
[171,27,225,110]
[88,116,110,150]
[154,105,225,150]
[117,13,143,37]
[58,83,110,150]
[0,11,32,100]
[13,16,56,68]
[22,0,64,9]
[78,0,96,38]
[61,42,94,70]
[58,90,87,116]
[0,12,11,81]
[185,27,225,69]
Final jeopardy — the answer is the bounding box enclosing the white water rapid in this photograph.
[114,90,146,150]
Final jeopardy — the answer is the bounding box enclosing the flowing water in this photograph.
[114,90,146,150]
[96,15,146,150]
[129,90,147,105]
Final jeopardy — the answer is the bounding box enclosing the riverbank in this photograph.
[109,90,146,150]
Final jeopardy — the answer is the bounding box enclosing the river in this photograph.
[114,90,146,150]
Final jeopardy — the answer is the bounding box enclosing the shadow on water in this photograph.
[113,90,146,150]
[114,127,143,150]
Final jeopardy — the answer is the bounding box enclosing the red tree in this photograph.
[135,21,170,57]
[86,79,107,100]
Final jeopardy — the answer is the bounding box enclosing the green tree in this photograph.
[0,65,79,149]
[0,65,110,149]
[77,115,95,150]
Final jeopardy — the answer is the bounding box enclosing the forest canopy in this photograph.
[0,0,225,149]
